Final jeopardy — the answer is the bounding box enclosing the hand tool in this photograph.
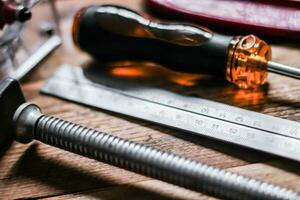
[0,0,32,30]
[0,0,61,81]
[2,78,299,200]
[72,5,300,89]
[146,0,300,39]
[251,0,300,8]
[42,64,300,163]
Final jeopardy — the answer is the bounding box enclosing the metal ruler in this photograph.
[41,64,300,162]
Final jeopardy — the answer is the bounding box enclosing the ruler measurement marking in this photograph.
[137,92,300,138]
[54,65,300,140]
[42,75,300,161]
[42,66,300,161]
[125,89,300,136]
[49,74,300,142]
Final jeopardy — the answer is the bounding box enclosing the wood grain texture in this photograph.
[1,0,300,199]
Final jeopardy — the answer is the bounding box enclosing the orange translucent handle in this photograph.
[226,35,272,89]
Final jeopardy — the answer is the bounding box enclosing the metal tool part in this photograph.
[267,61,300,80]
[0,1,32,29]
[0,0,61,81]
[41,64,300,162]
[1,78,299,200]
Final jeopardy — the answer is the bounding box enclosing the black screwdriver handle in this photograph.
[73,5,233,76]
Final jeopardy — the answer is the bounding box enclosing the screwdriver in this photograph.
[72,5,300,89]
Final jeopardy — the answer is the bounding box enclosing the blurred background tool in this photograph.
[146,0,300,40]
[0,0,32,29]
[0,0,61,81]
[72,5,300,89]
[253,0,300,8]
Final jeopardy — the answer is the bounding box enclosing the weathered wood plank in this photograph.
[42,180,205,200]
[41,162,300,200]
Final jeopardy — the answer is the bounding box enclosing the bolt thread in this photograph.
[35,115,299,200]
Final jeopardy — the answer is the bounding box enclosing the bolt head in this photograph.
[0,78,25,146]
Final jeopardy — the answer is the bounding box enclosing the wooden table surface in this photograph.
[1,0,300,199]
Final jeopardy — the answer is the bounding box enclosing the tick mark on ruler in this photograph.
[41,65,300,163]
[195,120,204,126]
[235,116,244,122]
[229,128,238,134]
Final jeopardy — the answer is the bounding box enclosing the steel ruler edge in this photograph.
[41,64,300,162]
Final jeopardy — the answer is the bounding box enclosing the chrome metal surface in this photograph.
[13,103,43,143]
[42,64,300,162]
[268,61,300,79]
[11,98,300,199]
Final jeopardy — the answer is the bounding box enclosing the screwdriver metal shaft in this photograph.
[268,61,300,80]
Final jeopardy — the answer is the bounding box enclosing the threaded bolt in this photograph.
[13,103,300,200]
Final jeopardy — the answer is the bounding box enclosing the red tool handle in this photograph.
[147,0,300,40]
